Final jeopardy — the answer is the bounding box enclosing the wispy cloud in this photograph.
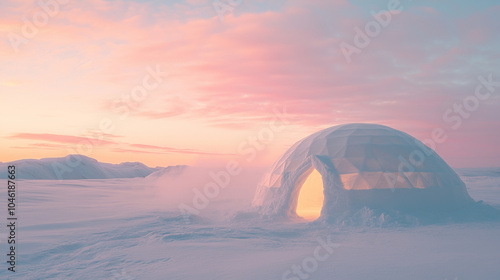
[129,143,235,156]
[7,133,231,156]
[8,133,117,146]
[11,143,64,150]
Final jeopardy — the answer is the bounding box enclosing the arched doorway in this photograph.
[296,169,324,220]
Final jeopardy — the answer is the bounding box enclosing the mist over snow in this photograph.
[146,164,267,221]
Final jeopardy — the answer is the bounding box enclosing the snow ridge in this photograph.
[0,154,161,180]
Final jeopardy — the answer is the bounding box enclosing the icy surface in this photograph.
[0,167,499,280]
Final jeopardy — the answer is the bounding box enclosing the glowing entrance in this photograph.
[296,169,324,220]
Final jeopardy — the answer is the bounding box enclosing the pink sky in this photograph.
[1,0,499,168]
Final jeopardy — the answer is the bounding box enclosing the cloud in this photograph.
[8,133,117,146]
[7,132,232,156]
[128,143,235,156]
[11,143,64,150]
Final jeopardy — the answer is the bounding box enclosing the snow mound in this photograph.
[253,123,476,221]
[101,161,160,178]
[0,154,160,180]
[146,165,188,179]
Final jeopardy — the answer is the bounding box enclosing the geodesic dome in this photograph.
[252,123,473,220]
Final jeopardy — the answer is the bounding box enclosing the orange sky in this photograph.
[1,0,499,168]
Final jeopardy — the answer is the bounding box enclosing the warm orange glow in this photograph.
[296,169,324,220]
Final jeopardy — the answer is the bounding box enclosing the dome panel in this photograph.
[344,144,367,158]
[352,175,370,190]
[375,172,392,188]
[345,157,365,172]
[334,158,360,174]
[327,144,347,158]
[371,136,402,145]
[340,173,358,190]
[363,157,382,171]
[358,172,383,189]
[345,136,372,145]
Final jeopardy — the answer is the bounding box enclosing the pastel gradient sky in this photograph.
[1,0,499,168]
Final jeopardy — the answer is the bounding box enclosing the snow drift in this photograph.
[146,165,188,179]
[3,166,500,279]
[253,123,476,221]
[0,154,160,180]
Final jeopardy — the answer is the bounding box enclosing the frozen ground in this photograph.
[1,168,499,280]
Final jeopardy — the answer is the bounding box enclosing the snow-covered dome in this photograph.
[252,123,473,220]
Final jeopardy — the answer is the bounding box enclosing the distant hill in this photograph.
[0,155,163,180]
[146,165,188,179]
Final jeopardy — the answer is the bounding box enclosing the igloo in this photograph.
[252,123,474,220]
